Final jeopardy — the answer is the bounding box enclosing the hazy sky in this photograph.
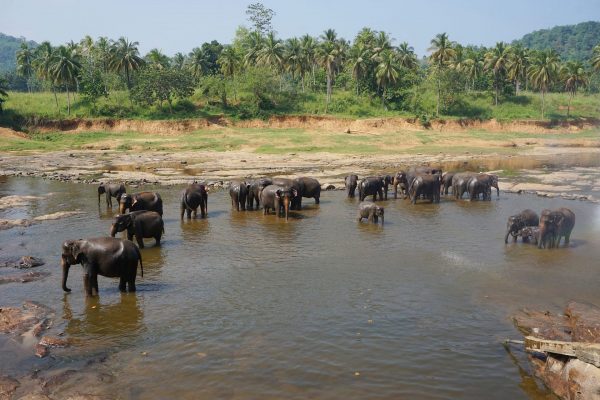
[2,0,599,57]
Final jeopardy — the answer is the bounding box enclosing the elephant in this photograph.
[538,208,576,249]
[181,182,208,219]
[272,178,302,210]
[229,180,250,211]
[110,210,164,248]
[294,177,321,207]
[61,237,143,296]
[98,183,126,208]
[505,209,539,243]
[358,176,385,201]
[467,175,492,201]
[406,167,443,197]
[357,202,384,224]
[518,226,540,244]
[345,174,359,198]
[260,184,297,220]
[409,174,441,204]
[247,178,273,210]
[392,171,409,199]
[380,175,394,200]
[452,172,477,199]
[440,172,456,195]
[119,192,163,216]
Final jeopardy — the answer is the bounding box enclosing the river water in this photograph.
[1,176,600,399]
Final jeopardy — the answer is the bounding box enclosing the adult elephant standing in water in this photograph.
[393,171,408,199]
[358,177,384,201]
[230,181,250,211]
[181,182,208,219]
[272,178,302,210]
[260,185,297,220]
[61,237,143,296]
[345,174,359,198]
[247,178,273,210]
[538,208,576,249]
[119,192,163,216]
[110,211,164,248]
[294,177,321,207]
[98,183,126,208]
[409,175,440,204]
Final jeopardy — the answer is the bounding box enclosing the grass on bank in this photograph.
[2,89,600,125]
[1,126,599,155]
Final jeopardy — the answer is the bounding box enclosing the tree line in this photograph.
[1,5,600,119]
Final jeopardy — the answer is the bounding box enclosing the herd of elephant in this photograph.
[59,166,574,298]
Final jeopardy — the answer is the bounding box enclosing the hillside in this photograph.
[0,33,38,73]
[513,21,600,61]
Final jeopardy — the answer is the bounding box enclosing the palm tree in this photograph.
[376,50,401,108]
[396,42,417,70]
[243,30,264,67]
[0,77,8,113]
[172,52,186,70]
[484,42,510,106]
[528,49,560,119]
[219,46,241,78]
[592,45,600,72]
[146,48,170,69]
[300,34,317,90]
[506,44,528,94]
[428,33,456,116]
[257,32,284,72]
[284,37,302,80]
[109,37,145,89]
[463,51,484,91]
[561,61,588,118]
[34,41,60,110]
[50,45,81,115]
[348,44,369,95]
[318,29,341,109]
[371,31,393,61]
[94,37,111,74]
[188,47,210,79]
[16,43,35,93]
[79,35,95,63]
[354,28,376,49]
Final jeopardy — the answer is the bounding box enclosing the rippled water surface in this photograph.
[2,176,600,399]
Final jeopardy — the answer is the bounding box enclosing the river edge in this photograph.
[1,146,599,204]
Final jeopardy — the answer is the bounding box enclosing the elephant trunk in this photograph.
[61,259,71,292]
[110,224,117,237]
[119,203,126,214]
[504,230,510,244]
[284,197,290,220]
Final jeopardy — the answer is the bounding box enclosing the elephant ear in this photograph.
[275,189,282,199]
[71,240,85,263]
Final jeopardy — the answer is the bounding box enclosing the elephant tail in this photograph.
[135,245,144,278]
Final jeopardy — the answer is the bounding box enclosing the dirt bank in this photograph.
[19,116,600,135]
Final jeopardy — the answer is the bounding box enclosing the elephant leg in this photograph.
[119,277,127,292]
[373,215,378,223]
[136,236,144,249]
[107,196,112,208]
[155,233,161,246]
[192,209,197,218]
[83,273,93,296]
[315,195,319,205]
[128,274,136,292]
[91,274,99,296]
[180,206,185,220]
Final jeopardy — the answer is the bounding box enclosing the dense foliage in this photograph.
[0,33,38,73]
[1,5,599,120]
[514,21,600,62]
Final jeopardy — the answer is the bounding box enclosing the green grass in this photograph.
[3,89,599,126]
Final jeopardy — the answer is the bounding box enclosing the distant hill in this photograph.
[513,21,600,62]
[0,33,38,73]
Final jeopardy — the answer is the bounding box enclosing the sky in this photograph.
[2,0,599,57]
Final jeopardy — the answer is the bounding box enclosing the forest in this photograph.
[0,4,599,122]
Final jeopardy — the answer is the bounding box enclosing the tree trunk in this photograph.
[436,75,441,117]
[53,87,59,114]
[541,90,545,119]
[301,74,305,93]
[66,85,71,116]
[125,66,131,90]
[495,79,499,106]
[567,91,573,118]
[515,79,520,95]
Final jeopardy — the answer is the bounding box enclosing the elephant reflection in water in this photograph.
[62,293,144,339]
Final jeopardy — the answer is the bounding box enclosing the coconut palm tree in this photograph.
[146,48,170,69]
[396,42,417,70]
[218,46,240,78]
[243,30,264,67]
[94,37,111,74]
[592,45,600,72]
[172,52,186,70]
[300,34,317,89]
[528,49,560,119]
[463,51,484,91]
[354,28,376,49]
[371,31,393,61]
[506,44,528,94]
[428,33,456,116]
[376,50,401,108]
[561,61,588,118]
[284,37,302,80]
[318,29,341,109]
[484,42,510,106]
[257,32,284,72]
[50,45,81,115]
[348,44,369,95]
[188,47,210,79]
[33,41,60,109]
[16,42,35,93]
[109,37,145,89]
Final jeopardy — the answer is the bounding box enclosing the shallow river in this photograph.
[1,176,600,399]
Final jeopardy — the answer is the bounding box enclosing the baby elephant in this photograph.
[357,202,384,224]
[518,226,540,244]
[110,210,164,248]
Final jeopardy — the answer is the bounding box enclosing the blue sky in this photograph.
[2,0,599,57]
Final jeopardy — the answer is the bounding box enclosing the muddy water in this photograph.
[1,176,600,399]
